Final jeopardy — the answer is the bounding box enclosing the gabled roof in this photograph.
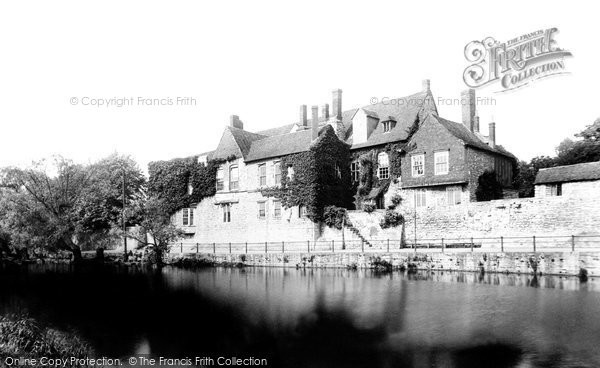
[348,91,437,149]
[535,161,600,185]
[211,127,266,160]
[436,116,516,159]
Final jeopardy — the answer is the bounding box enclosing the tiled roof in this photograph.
[255,123,297,136]
[211,127,266,160]
[349,91,435,149]
[245,129,314,162]
[535,161,600,184]
[436,116,516,159]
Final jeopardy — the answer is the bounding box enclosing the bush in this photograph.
[475,170,504,201]
[362,203,376,213]
[380,210,404,229]
[390,194,402,206]
[323,206,349,230]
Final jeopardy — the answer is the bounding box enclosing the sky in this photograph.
[0,1,597,171]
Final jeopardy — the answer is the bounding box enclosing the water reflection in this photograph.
[0,265,599,368]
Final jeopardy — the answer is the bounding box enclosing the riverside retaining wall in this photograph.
[169,250,600,277]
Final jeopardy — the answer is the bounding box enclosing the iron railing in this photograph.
[168,235,600,254]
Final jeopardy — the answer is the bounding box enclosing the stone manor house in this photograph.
[171,81,517,243]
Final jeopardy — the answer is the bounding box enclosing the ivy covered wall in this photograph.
[261,125,354,221]
[147,155,234,214]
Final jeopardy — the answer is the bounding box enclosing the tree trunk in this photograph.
[61,234,82,264]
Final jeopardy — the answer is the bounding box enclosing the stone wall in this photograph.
[170,250,600,277]
[319,192,600,247]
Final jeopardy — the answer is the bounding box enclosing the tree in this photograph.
[475,170,503,201]
[0,154,145,262]
[576,117,600,141]
[126,197,184,266]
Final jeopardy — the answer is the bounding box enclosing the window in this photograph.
[258,164,266,186]
[415,189,427,208]
[287,166,295,181]
[222,204,231,222]
[258,201,266,219]
[434,151,449,175]
[274,161,281,185]
[377,152,389,179]
[446,187,462,205]
[298,205,307,218]
[382,120,395,133]
[351,161,360,182]
[273,200,281,218]
[411,154,424,177]
[182,208,194,226]
[229,166,239,191]
[216,168,224,191]
[546,183,562,196]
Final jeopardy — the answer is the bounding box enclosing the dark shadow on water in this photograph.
[0,264,588,367]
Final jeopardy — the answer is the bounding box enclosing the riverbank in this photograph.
[165,250,598,278]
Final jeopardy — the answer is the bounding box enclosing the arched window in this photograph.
[377,152,389,179]
[229,166,239,190]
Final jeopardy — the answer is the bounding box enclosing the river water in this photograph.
[1,265,599,367]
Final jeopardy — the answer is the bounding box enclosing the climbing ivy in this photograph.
[148,154,235,214]
[261,125,354,221]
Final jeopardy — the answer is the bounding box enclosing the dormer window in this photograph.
[383,120,396,133]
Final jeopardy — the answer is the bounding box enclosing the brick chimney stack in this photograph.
[321,104,329,120]
[461,89,476,132]
[311,105,319,140]
[489,122,496,148]
[422,79,430,92]
[300,105,307,127]
[229,115,243,130]
[332,89,342,120]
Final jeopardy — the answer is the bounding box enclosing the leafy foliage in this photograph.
[514,118,600,197]
[362,203,376,213]
[0,154,145,260]
[475,170,504,201]
[380,210,404,229]
[127,197,184,266]
[261,126,353,221]
[0,315,93,358]
[147,155,234,215]
[323,206,349,230]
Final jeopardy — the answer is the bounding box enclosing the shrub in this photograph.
[363,203,376,213]
[380,210,404,229]
[323,206,349,230]
[390,194,402,206]
[475,170,504,201]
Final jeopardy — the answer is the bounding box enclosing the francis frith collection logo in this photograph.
[463,28,572,92]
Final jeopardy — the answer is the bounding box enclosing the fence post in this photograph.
[213,242,216,254]
[282,241,285,253]
[361,239,364,252]
[441,238,444,253]
[387,239,390,253]
[307,240,310,253]
[229,242,232,254]
[332,240,334,253]
[245,242,248,254]
[265,242,267,253]
[196,243,199,254]
[571,235,575,252]
[533,236,536,252]
[470,237,474,252]
[500,236,504,252]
